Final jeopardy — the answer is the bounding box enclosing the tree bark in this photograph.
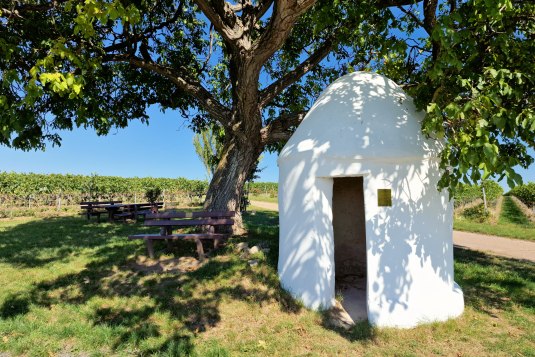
[203,131,262,233]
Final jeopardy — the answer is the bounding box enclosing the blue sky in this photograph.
[0,105,280,182]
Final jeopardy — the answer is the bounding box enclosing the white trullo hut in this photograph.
[277,72,464,328]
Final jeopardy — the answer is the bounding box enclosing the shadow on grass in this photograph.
[454,247,535,315]
[0,216,149,268]
[3,213,532,352]
[0,294,30,319]
[319,315,377,342]
[0,212,303,354]
[344,320,377,342]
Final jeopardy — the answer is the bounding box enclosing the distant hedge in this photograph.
[0,172,278,206]
[2,172,510,208]
[247,182,278,196]
[0,172,208,196]
[510,182,535,207]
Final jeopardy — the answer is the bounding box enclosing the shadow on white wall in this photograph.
[278,72,464,328]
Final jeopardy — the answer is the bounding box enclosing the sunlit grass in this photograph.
[249,194,278,203]
[454,196,535,241]
[0,211,534,356]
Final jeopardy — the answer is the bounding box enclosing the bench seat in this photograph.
[114,212,135,222]
[79,209,106,222]
[115,212,133,217]
[128,233,229,259]
[128,210,236,259]
[144,218,234,227]
[129,233,228,240]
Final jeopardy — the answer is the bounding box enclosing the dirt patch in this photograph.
[127,256,202,275]
[249,200,278,211]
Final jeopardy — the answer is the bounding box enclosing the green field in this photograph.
[454,196,535,241]
[249,194,279,204]
[0,212,534,356]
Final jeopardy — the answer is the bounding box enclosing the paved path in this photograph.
[250,201,535,262]
[452,231,535,262]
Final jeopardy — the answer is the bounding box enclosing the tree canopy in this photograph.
[0,0,533,210]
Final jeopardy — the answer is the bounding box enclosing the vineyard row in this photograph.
[2,172,532,209]
[0,172,278,208]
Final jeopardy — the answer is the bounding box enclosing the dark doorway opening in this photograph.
[332,176,367,321]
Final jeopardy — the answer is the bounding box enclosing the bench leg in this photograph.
[146,239,155,259]
[214,237,221,249]
[195,239,205,261]
[165,239,172,249]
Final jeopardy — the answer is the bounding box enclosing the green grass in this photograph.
[249,194,278,203]
[454,196,535,241]
[499,196,533,226]
[0,212,534,356]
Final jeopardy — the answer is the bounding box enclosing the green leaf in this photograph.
[483,143,496,159]
[73,83,82,95]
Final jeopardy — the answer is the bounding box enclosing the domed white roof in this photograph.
[279,72,441,162]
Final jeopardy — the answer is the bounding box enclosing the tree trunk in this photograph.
[204,133,262,233]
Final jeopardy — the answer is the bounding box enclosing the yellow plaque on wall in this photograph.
[378,189,392,207]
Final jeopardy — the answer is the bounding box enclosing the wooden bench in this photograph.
[131,202,164,220]
[113,202,164,222]
[80,201,122,222]
[128,211,235,259]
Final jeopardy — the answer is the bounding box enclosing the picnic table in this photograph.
[80,201,163,222]
[112,202,164,222]
[128,211,235,260]
[80,201,122,222]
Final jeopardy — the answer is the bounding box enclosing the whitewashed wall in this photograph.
[277,72,464,328]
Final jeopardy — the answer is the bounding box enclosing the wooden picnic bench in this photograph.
[128,211,235,260]
[80,201,122,222]
[113,202,164,222]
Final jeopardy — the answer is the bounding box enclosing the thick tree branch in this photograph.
[423,0,438,33]
[193,0,245,47]
[423,0,439,59]
[374,0,421,8]
[104,55,232,126]
[251,0,316,68]
[259,39,334,107]
[254,0,274,21]
[260,111,306,144]
[227,2,244,12]
[226,1,252,12]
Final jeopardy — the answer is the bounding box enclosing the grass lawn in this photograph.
[0,212,534,356]
[249,194,278,204]
[454,196,535,241]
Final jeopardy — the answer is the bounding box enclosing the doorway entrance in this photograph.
[332,176,367,321]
